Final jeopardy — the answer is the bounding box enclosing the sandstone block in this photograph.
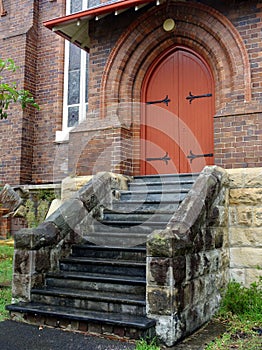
[61,176,92,201]
[254,208,262,227]
[229,206,254,227]
[147,287,172,314]
[230,227,262,247]
[229,188,262,205]
[14,250,32,274]
[228,168,262,188]
[230,247,262,268]
[147,257,172,286]
[229,268,245,284]
[46,198,88,236]
[245,268,262,286]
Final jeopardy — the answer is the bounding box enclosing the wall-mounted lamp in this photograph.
[163,18,176,32]
[77,19,81,26]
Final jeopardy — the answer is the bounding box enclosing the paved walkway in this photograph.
[0,319,226,350]
[0,320,135,350]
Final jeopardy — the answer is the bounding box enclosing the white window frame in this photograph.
[56,0,89,142]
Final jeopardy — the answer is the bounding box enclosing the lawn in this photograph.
[0,244,13,321]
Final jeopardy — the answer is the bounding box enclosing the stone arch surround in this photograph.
[101,1,251,116]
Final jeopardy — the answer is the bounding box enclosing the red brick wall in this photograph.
[0,1,262,185]
[76,0,261,175]
[32,0,65,184]
[0,0,65,186]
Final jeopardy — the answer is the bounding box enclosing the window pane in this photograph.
[69,43,81,70]
[88,0,100,8]
[68,106,79,127]
[68,70,80,105]
[70,0,82,14]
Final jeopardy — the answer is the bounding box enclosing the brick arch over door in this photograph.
[101,1,251,116]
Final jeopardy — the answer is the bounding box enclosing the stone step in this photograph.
[82,234,149,248]
[46,271,146,294]
[60,257,146,277]
[120,189,188,202]
[71,244,146,261]
[92,220,166,233]
[133,173,199,183]
[31,288,146,316]
[129,179,195,191]
[111,199,181,212]
[102,211,173,223]
[6,303,156,339]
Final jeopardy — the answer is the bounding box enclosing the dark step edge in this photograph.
[31,288,146,305]
[121,189,190,194]
[60,257,146,267]
[129,180,195,186]
[97,220,167,224]
[46,272,146,285]
[103,209,175,214]
[112,200,183,205]
[72,245,146,252]
[6,303,155,329]
[133,172,199,179]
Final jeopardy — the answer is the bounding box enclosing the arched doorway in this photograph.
[141,47,215,175]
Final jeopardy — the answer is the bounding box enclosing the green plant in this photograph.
[0,245,13,321]
[0,287,12,321]
[219,278,262,322]
[0,245,14,285]
[0,58,39,119]
[205,278,262,349]
[135,338,160,350]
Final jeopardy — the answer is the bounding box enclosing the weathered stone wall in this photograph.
[12,173,110,301]
[228,167,262,286]
[146,166,230,346]
[12,172,128,302]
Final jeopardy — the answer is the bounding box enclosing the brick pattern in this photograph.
[214,113,262,168]
[0,0,65,185]
[0,216,11,239]
[1,1,262,184]
[82,1,262,176]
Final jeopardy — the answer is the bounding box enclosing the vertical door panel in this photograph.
[178,50,214,173]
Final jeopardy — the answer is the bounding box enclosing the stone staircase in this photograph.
[7,173,198,340]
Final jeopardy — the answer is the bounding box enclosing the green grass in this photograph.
[135,338,160,350]
[205,278,262,349]
[0,245,13,321]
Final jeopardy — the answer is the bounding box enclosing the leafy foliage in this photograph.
[220,278,262,322]
[135,338,160,350]
[0,245,13,321]
[0,58,39,119]
[205,278,262,349]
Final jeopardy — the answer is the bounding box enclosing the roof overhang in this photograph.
[44,0,162,51]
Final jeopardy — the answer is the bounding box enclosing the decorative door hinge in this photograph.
[187,150,213,163]
[186,92,212,104]
[146,95,171,106]
[146,152,170,165]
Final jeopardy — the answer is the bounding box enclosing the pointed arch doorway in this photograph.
[141,47,215,175]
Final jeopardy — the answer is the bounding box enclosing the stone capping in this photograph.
[12,172,130,302]
[146,166,230,346]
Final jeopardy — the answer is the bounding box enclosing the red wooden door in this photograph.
[141,48,215,175]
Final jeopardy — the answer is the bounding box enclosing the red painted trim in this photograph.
[44,0,154,29]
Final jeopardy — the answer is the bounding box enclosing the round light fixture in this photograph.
[163,18,175,32]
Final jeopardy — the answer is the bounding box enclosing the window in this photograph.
[56,0,96,141]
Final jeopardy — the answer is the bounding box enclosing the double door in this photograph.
[141,48,215,175]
